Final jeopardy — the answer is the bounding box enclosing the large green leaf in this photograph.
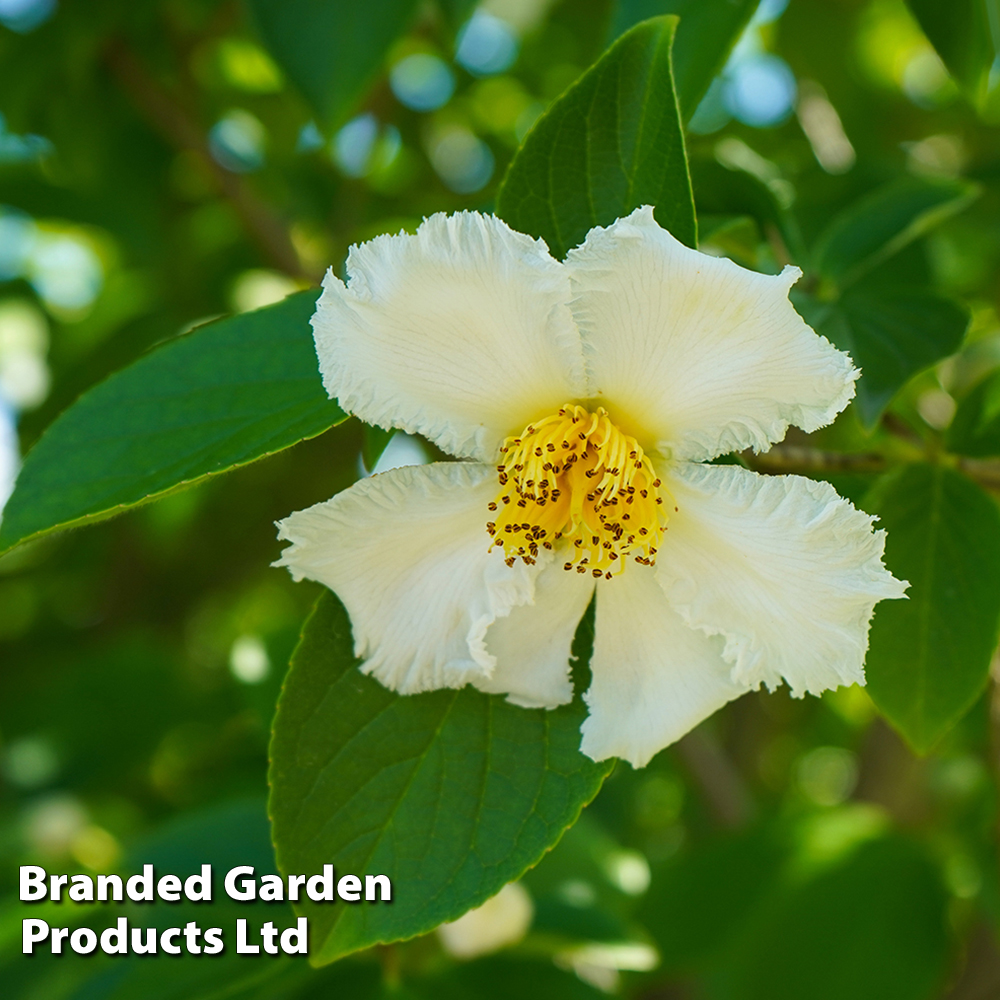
[639,829,786,975]
[798,290,968,428]
[269,593,613,966]
[722,837,948,1000]
[947,370,1000,456]
[905,0,999,103]
[864,464,1000,752]
[248,0,420,127]
[607,0,758,118]
[0,291,343,555]
[495,16,695,258]
[812,177,978,289]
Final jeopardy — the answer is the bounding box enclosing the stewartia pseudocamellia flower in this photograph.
[276,206,906,767]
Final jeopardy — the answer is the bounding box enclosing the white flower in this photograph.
[276,206,906,768]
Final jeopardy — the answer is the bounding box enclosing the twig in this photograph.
[744,445,889,477]
[941,922,1000,1000]
[960,458,1000,491]
[943,661,1000,997]
[675,730,755,829]
[745,444,1000,495]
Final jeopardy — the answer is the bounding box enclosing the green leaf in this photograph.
[691,157,804,260]
[812,177,979,289]
[947,370,1000,456]
[269,592,613,966]
[0,291,343,556]
[248,0,420,127]
[495,16,695,258]
[905,0,1000,103]
[607,0,758,118]
[864,464,1000,752]
[639,829,786,974]
[436,0,477,27]
[798,290,968,428]
[722,837,948,1000]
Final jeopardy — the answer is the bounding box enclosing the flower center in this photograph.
[486,404,668,579]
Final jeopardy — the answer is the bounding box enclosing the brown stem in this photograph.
[764,222,792,269]
[941,922,1000,1000]
[960,458,1000,492]
[378,943,401,989]
[675,730,755,829]
[853,718,929,827]
[745,445,1000,495]
[943,659,1000,996]
[990,652,1000,897]
[743,445,889,476]
[104,40,311,281]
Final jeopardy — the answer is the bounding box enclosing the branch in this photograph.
[745,444,1000,494]
[960,458,1000,491]
[104,41,311,281]
[744,445,888,477]
[675,730,755,829]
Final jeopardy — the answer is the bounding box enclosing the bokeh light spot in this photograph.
[229,634,271,684]
[0,299,50,410]
[217,37,283,93]
[456,11,519,76]
[390,53,455,112]
[0,0,55,33]
[796,746,859,807]
[724,54,797,127]
[3,735,59,789]
[230,269,298,313]
[209,109,267,173]
[27,232,104,314]
[428,128,495,193]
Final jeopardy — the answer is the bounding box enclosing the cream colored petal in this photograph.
[475,562,595,709]
[438,883,534,959]
[312,212,586,462]
[581,565,748,767]
[565,206,857,461]
[658,462,908,697]
[275,462,539,694]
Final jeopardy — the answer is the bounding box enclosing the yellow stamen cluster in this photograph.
[487,404,668,579]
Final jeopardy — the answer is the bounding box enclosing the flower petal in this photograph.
[565,206,857,461]
[313,212,586,462]
[475,563,595,709]
[275,462,538,694]
[581,566,747,767]
[657,462,908,697]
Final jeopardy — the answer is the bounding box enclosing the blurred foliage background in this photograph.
[3,0,1000,997]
